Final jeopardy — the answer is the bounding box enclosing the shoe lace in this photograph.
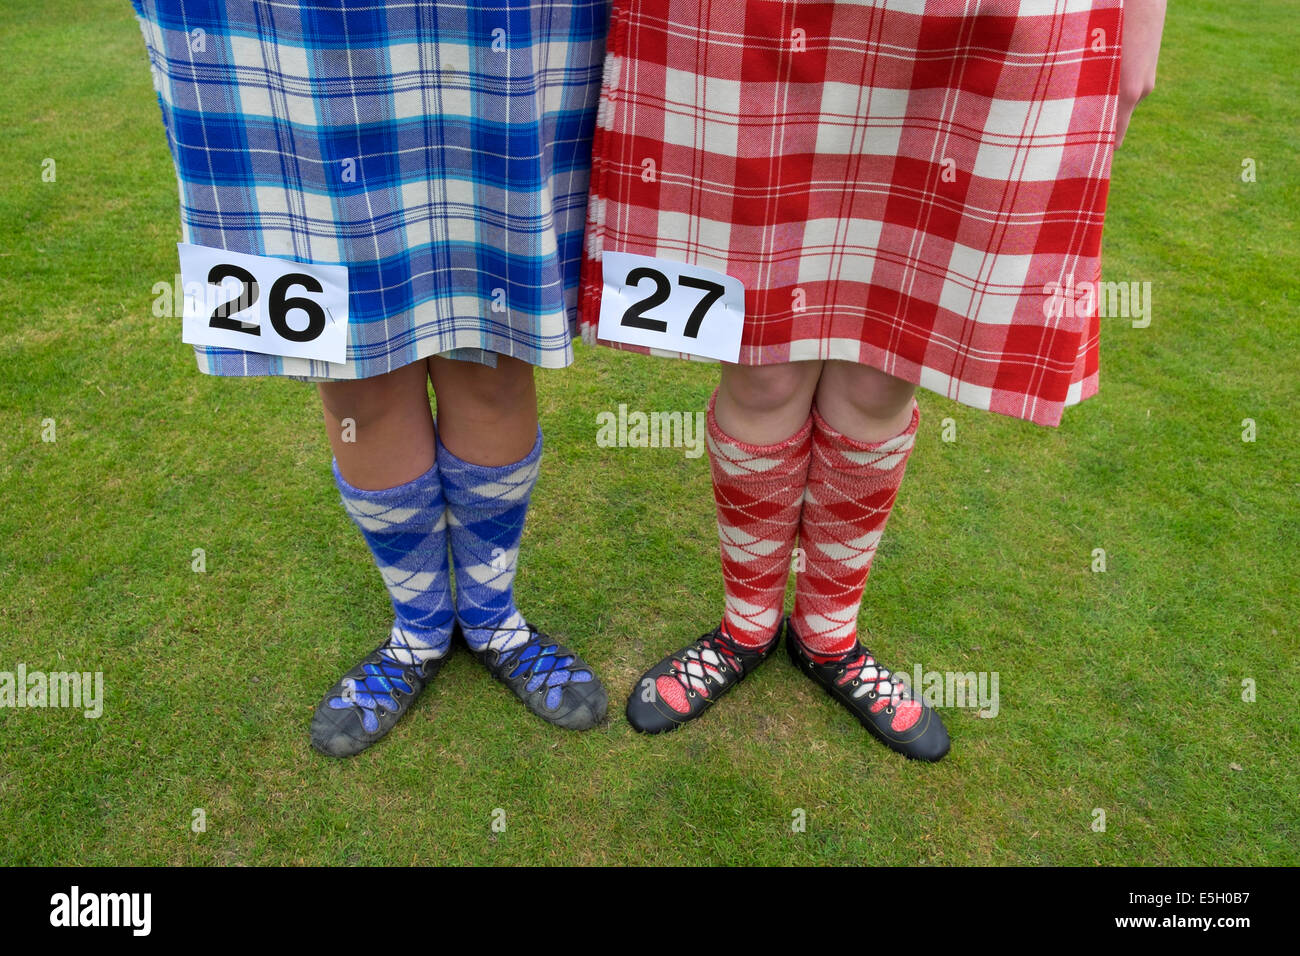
[332,655,415,721]
[835,647,912,711]
[494,623,592,695]
[667,630,743,700]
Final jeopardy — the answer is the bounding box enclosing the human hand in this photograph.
[1115,0,1168,148]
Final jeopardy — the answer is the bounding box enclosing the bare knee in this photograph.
[719,361,822,416]
[713,361,823,444]
[817,362,915,421]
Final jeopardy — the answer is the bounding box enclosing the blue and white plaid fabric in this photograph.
[132,0,608,379]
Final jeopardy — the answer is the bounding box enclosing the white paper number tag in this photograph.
[597,252,744,362]
[179,243,349,365]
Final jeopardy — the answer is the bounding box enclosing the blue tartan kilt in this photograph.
[132,0,609,379]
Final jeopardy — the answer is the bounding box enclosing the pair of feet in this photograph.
[310,616,949,762]
[310,620,608,757]
[627,617,950,762]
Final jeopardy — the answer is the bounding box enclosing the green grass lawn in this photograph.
[0,0,1295,866]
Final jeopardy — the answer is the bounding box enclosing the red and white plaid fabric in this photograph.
[579,0,1124,427]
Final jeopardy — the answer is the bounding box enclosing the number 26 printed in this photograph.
[179,242,350,364]
[206,264,328,342]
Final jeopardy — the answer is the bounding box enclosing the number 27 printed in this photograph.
[618,266,725,339]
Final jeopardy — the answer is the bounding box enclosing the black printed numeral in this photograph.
[678,276,725,338]
[619,267,725,339]
[205,265,327,342]
[619,267,671,333]
[207,264,260,334]
[269,273,326,342]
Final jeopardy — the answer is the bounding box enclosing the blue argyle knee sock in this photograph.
[436,425,541,654]
[331,458,455,670]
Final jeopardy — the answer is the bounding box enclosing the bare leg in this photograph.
[427,354,538,465]
[316,360,436,489]
[812,361,917,441]
[714,360,825,444]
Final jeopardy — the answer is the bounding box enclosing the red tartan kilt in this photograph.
[579,0,1124,427]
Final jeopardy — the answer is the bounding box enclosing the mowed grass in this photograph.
[0,0,1295,865]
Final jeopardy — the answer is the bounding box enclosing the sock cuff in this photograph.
[810,398,919,457]
[330,456,442,503]
[705,387,814,462]
[434,424,543,488]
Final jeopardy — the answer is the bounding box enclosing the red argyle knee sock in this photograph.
[791,399,920,661]
[706,389,813,649]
